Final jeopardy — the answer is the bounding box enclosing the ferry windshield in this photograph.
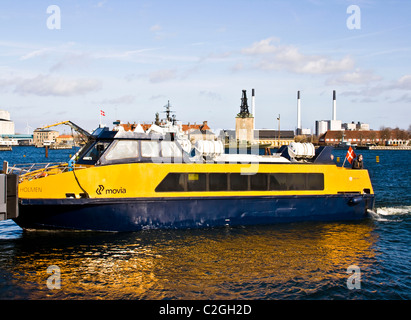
[77,141,111,164]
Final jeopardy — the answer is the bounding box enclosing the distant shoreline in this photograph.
[366,146,411,150]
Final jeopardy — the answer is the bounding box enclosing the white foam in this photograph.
[368,206,411,222]
[376,206,411,216]
[367,209,390,222]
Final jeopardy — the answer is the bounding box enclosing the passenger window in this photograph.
[105,140,139,160]
[141,141,160,157]
[155,173,185,192]
[82,142,110,161]
[269,173,324,190]
[209,173,228,191]
[230,173,248,191]
[250,173,268,190]
[269,173,287,190]
[187,173,206,191]
[307,173,324,190]
[155,172,324,192]
[287,173,307,190]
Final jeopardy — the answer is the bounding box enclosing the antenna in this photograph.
[162,100,176,122]
[297,91,301,135]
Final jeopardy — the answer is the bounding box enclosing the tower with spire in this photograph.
[235,89,254,143]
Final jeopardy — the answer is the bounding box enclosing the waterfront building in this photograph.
[342,122,357,131]
[356,122,370,131]
[329,120,342,131]
[0,110,15,135]
[117,121,211,135]
[188,128,216,144]
[33,129,59,147]
[55,134,75,146]
[315,120,329,137]
[319,130,410,146]
[235,90,254,143]
[254,130,295,147]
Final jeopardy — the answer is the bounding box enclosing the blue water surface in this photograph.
[0,146,409,300]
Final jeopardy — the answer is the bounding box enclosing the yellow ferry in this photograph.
[1,117,375,231]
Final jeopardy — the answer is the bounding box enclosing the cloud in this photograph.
[95,1,107,8]
[149,24,176,41]
[19,42,76,61]
[199,91,221,101]
[124,73,139,82]
[49,53,91,72]
[20,48,52,60]
[342,74,411,97]
[391,93,411,103]
[127,66,196,83]
[201,51,231,62]
[297,56,354,74]
[20,43,160,66]
[150,24,162,32]
[100,95,136,105]
[148,69,177,83]
[242,37,355,75]
[95,48,160,60]
[230,62,244,73]
[397,75,411,89]
[326,69,382,85]
[150,94,166,100]
[0,74,101,96]
[241,37,280,55]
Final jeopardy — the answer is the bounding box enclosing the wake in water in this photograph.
[368,205,411,222]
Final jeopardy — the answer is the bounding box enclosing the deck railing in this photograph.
[2,161,86,182]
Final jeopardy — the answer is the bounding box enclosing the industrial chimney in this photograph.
[251,88,255,126]
[332,90,336,121]
[297,90,301,135]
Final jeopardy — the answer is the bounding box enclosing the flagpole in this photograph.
[99,109,101,128]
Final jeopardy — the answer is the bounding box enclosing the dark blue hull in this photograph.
[14,194,375,232]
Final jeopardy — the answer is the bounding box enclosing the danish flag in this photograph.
[345,146,356,164]
[100,110,105,116]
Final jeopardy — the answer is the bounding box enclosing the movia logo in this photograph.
[96,185,104,195]
[96,185,126,195]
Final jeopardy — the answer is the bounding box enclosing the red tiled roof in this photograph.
[120,123,152,131]
[321,130,382,140]
[319,130,410,144]
[182,123,210,132]
[57,135,73,138]
[120,122,210,132]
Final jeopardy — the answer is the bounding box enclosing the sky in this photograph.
[0,0,410,134]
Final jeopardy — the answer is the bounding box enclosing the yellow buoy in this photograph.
[376,156,379,163]
[336,157,340,162]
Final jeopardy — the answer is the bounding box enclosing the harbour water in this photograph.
[0,146,410,300]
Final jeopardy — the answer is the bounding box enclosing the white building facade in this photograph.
[0,110,15,135]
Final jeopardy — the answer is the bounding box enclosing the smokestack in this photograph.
[251,88,255,126]
[297,90,301,135]
[332,90,336,121]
